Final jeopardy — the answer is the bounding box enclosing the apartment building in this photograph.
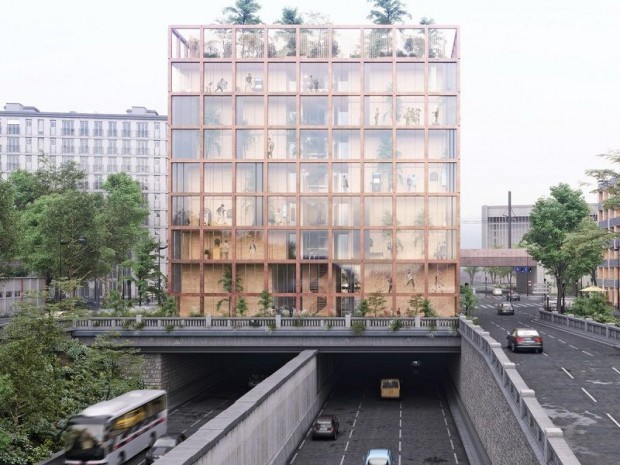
[0,103,168,298]
[168,25,460,316]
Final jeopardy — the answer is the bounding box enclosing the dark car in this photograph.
[507,328,543,353]
[248,373,267,388]
[496,302,514,315]
[506,292,521,301]
[311,414,339,439]
[145,433,186,464]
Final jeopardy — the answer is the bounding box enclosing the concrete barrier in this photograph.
[155,350,333,465]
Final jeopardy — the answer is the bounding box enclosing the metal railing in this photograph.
[538,310,620,344]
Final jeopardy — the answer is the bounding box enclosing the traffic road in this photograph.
[288,355,470,465]
[476,295,620,465]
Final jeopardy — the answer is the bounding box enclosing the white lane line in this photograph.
[352,419,357,427]
[450,439,454,450]
[339,455,345,465]
[613,367,620,375]
[289,452,298,463]
[299,438,306,449]
[548,335,556,339]
[582,350,594,357]
[454,452,459,464]
[557,339,567,344]
[349,430,354,438]
[569,345,579,350]
[345,441,350,452]
[446,428,452,438]
[581,387,598,403]
[543,352,549,357]
[399,429,402,438]
[561,367,574,379]
[607,413,620,429]
[399,419,402,427]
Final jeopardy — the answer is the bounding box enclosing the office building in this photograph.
[168,25,460,316]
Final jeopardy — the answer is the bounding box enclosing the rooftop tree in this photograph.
[275,7,303,24]
[222,0,262,24]
[367,0,412,24]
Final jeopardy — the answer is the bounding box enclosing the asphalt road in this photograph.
[288,363,470,465]
[475,296,620,465]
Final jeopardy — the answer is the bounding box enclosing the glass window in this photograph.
[268,96,297,126]
[395,28,425,58]
[268,163,296,193]
[204,163,232,193]
[268,62,296,92]
[396,130,424,159]
[332,29,361,58]
[269,265,297,293]
[300,97,328,125]
[171,130,200,159]
[300,29,329,59]
[429,196,456,227]
[236,130,264,159]
[299,197,328,226]
[172,96,200,126]
[301,63,328,93]
[204,96,233,125]
[332,197,361,227]
[171,63,200,92]
[396,63,425,92]
[122,122,131,138]
[172,196,201,226]
[333,129,361,159]
[268,197,297,226]
[429,63,457,92]
[364,230,392,259]
[236,63,264,93]
[332,62,361,93]
[171,163,200,193]
[236,231,264,260]
[203,29,233,59]
[429,96,457,126]
[268,231,296,260]
[429,28,458,59]
[397,96,425,126]
[236,163,263,192]
[395,231,425,259]
[236,264,265,292]
[236,196,263,226]
[364,130,392,160]
[396,163,425,193]
[428,162,456,193]
[333,96,361,126]
[396,196,425,226]
[236,29,264,59]
[428,130,456,159]
[204,197,233,227]
[365,96,393,126]
[266,129,296,159]
[364,197,392,226]
[364,162,392,193]
[429,230,456,260]
[364,63,392,92]
[171,28,201,59]
[333,163,361,193]
[268,28,297,58]
[236,96,264,125]
[300,163,328,193]
[301,230,328,259]
[300,130,328,159]
[204,63,232,93]
[364,28,392,58]
[204,130,233,159]
[301,263,329,292]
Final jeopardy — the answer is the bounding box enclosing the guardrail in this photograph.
[458,317,580,465]
[538,310,620,344]
[64,315,460,331]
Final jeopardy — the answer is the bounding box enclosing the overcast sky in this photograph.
[2,0,619,247]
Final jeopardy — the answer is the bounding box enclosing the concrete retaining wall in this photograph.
[155,350,332,465]
[448,317,580,465]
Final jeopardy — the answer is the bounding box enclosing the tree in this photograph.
[460,285,478,317]
[126,236,161,306]
[562,218,612,287]
[275,7,303,24]
[357,298,370,316]
[367,0,411,24]
[217,266,243,316]
[258,289,273,314]
[464,266,479,285]
[236,296,248,317]
[406,295,423,316]
[222,0,262,24]
[522,184,601,312]
[0,179,20,264]
[367,291,387,316]
[421,298,436,317]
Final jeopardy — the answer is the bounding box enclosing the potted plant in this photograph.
[204,248,211,258]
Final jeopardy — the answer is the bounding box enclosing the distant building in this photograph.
[0,103,168,300]
[481,203,598,249]
[168,24,460,316]
[597,182,620,308]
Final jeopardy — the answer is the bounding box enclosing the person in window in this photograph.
[405,270,415,289]
[386,274,393,293]
[249,239,257,256]
[221,240,230,259]
[216,204,226,223]
[216,78,228,92]
[374,108,380,125]
[342,175,349,192]
[245,73,253,91]
[267,137,275,158]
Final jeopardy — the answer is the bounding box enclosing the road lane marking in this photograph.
[345,441,349,451]
[299,438,306,449]
[339,455,345,465]
[289,452,298,463]
[613,367,620,375]
[548,335,556,338]
[543,352,549,357]
[607,413,620,429]
[352,419,357,427]
[349,430,354,438]
[569,345,579,350]
[454,452,459,463]
[582,350,593,357]
[581,388,597,402]
[561,367,574,379]
[558,339,567,344]
[399,441,402,452]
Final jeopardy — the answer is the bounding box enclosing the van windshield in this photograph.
[381,380,399,388]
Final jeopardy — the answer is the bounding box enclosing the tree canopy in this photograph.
[222,0,262,24]
[367,0,412,24]
[0,179,20,263]
[275,7,303,24]
[586,149,620,210]
[522,183,611,311]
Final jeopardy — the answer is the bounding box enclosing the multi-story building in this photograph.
[168,25,460,316]
[597,182,620,308]
[0,103,168,298]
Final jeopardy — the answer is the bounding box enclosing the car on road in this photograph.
[311,414,339,439]
[364,448,395,465]
[248,373,267,388]
[507,328,543,353]
[492,288,503,296]
[145,433,186,464]
[496,302,514,315]
[506,292,521,301]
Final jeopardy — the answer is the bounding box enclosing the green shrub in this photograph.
[164,323,175,333]
[351,320,366,335]
[389,319,403,331]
